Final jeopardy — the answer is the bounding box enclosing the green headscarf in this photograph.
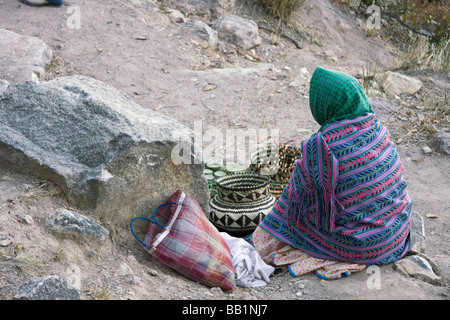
[309,67,373,130]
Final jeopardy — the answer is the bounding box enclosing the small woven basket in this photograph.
[249,144,302,199]
[209,172,275,234]
[216,172,271,203]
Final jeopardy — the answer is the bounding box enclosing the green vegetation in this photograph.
[401,35,450,73]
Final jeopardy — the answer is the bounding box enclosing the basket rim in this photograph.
[216,172,271,191]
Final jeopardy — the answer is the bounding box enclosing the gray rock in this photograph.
[20,215,34,225]
[422,145,433,154]
[14,275,80,300]
[0,29,52,83]
[409,211,426,255]
[46,208,109,242]
[433,131,450,155]
[181,19,219,47]
[380,71,423,96]
[213,15,261,50]
[394,254,443,286]
[0,76,210,225]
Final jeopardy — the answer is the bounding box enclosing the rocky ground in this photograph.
[0,0,449,303]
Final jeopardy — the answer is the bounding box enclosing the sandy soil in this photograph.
[0,0,449,302]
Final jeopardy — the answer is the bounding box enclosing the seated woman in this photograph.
[252,67,412,280]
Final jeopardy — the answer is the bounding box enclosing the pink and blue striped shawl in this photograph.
[258,113,412,265]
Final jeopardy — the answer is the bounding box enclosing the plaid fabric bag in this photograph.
[130,190,235,292]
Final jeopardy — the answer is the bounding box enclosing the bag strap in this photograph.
[130,202,176,246]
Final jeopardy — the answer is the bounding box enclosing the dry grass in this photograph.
[22,181,62,200]
[259,0,306,21]
[87,286,111,300]
[400,35,450,73]
[54,248,67,262]
[14,251,43,274]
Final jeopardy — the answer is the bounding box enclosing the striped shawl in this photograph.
[258,113,412,265]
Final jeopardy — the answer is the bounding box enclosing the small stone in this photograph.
[0,238,12,247]
[181,19,218,47]
[210,287,222,294]
[118,263,133,276]
[45,208,109,242]
[422,146,432,154]
[20,215,34,225]
[0,79,10,95]
[148,269,158,276]
[295,291,302,297]
[166,9,186,23]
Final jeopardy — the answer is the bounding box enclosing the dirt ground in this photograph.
[0,0,449,302]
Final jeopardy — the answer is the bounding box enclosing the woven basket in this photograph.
[249,144,302,199]
[209,172,275,234]
[216,172,271,203]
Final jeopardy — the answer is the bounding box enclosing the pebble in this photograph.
[148,269,159,276]
[210,287,222,294]
[411,155,424,162]
[20,215,34,225]
[0,238,12,247]
[422,146,432,154]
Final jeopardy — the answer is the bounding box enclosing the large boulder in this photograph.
[0,29,52,83]
[0,76,210,225]
[379,71,423,96]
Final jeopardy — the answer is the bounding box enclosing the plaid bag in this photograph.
[130,190,235,292]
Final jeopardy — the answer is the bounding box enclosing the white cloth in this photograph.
[220,232,275,288]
